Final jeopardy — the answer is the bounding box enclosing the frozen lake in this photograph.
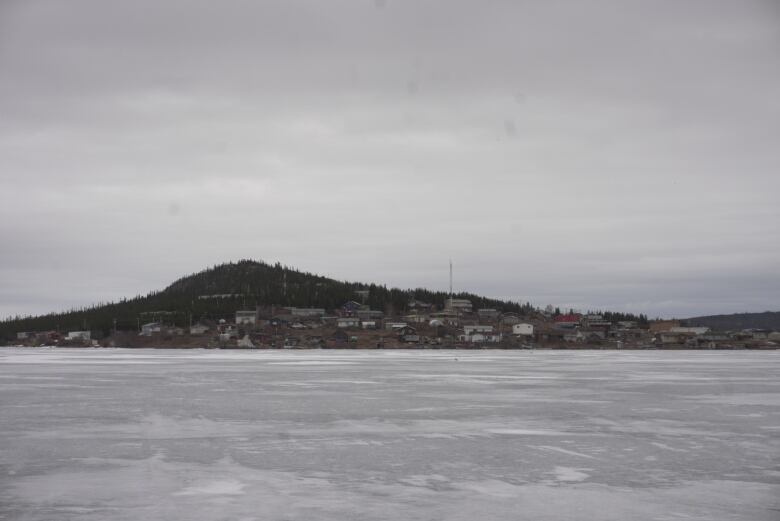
[1,348,779,520]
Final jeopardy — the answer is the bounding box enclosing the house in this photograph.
[140,322,163,336]
[397,326,419,343]
[284,336,301,348]
[562,330,603,343]
[284,307,326,317]
[445,299,473,313]
[501,313,522,325]
[269,317,289,327]
[66,331,91,341]
[669,326,710,336]
[361,321,377,329]
[402,313,429,324]
[336,317,360,328]
[581,316,612,331]
[513,323,534,337]
[463,324,493,335]
[385,321,408,331]
[743,328,770,340]
[477,308,500,320]
[217,322,238,339]
[408,299,433,311]
[35,331,61,344]
[237,335,255,348]
[396,325,417,336]
[429,311,460,326]
[649,320,680,333]
[459,332,501,343]
[554,314,581,327]
[357,309,384,320]
[190,324,210,335]
[341,301,364,315]
[235,310,257,325]
[658,331,696,345]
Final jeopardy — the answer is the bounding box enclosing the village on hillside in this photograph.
[11,294,780,350]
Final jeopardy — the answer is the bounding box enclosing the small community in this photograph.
[12,297,780,350]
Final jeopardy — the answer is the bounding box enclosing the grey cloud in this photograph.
[1,0,779,318]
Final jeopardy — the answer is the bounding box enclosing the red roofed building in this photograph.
[554,313,581,323]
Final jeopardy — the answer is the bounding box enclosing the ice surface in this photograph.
[1,348,779,520]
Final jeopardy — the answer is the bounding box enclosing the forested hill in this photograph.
[686,311,780,331]
[0,259,533,340]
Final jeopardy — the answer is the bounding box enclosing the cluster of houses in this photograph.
[648,321,780,348]
[131,299,539,348]
[11,298,780,349]
[15,330,96,346]
[128,299,776,349]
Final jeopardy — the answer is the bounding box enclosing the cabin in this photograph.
[501,313,521,325]
[66,331,91,341]
[285,307,326,317]
[140,322,163,336]
[336,317,360,328]
[463,324,493,335]
[445,299,473,313]
[512,323,534,336]
[397,326,419,344]
[235,310,257,325]
[341,301,363,315]
[384,321,408,331]
[477,308,500,320]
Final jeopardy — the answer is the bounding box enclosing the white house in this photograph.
[463,325,493,335]
[361,321,377,329]
[66,331,91,341]
[235,310,257,325]
[477,308,500,320]
[237,335,255,348]
[459,332,501,343]
[513,323,534,336]
[337,317,360,328]
[140,322,162,336]
[446,299,473,313]
[285,307,326,317]
[384,322,408,330]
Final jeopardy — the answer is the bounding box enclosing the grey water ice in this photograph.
[1,348,779,520]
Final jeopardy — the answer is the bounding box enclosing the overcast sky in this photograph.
[1,0,779,320]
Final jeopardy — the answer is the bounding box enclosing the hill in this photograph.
[685,311,780,331]
[1,259,536,340]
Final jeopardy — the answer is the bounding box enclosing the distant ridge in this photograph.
[0,259,534,340]
[686,311,780,331]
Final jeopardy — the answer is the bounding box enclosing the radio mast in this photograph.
[449,259,453,308]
